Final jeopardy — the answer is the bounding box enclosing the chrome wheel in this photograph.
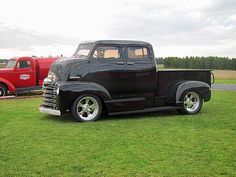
[183,92,200,113]
[76,96,99,121]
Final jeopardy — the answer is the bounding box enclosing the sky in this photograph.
[0,0,236,58]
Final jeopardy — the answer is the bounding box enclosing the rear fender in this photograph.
[175,81,210,103]
[0,78,16,92]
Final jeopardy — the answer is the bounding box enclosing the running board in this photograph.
[16,86,42,93]
[108,106,181,116]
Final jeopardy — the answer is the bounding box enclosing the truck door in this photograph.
[87,45,127,99]
[124,46,156,100]
[14,59,36,88]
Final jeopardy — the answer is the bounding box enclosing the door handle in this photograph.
[116,61,125,65]
[127,62,135,65]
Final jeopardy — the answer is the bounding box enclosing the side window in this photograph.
[127,47,149,59]
[93,46,120,59]
[17,60,32,69]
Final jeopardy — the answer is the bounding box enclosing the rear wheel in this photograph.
[180,91,203,114]
[71,95,102,122]
[0,84,7,97]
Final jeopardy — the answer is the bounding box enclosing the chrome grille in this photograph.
[42,83,57,109]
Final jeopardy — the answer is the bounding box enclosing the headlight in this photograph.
[47,71,59,82]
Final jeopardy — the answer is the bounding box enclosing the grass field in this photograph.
[0,64,5,69]
[0,91,236,176]
[212,70,236,84]
[214,79,236,84]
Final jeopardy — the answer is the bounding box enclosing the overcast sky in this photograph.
[0,0,236,58]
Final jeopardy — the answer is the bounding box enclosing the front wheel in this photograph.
[0,84,7,97]
[71,95,102,122]
[180,91,203,114]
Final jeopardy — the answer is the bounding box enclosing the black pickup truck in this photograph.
[39,40,212,122]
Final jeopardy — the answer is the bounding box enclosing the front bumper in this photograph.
[39,106,61,116]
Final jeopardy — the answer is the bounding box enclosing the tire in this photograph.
[71,95,102,122]
[179,91,203,115]
[0,83,7,97]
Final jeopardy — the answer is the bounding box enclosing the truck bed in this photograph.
[156,69,212,96]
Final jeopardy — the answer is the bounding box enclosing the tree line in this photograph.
[157,56,236,70]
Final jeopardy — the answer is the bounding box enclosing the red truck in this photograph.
[0,56,58,97]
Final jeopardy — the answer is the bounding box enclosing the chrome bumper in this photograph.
[39,106,61,116]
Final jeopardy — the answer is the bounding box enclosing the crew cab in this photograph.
[0,56,57,97]
[39,40,212,122]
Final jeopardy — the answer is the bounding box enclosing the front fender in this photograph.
[0,78,16,92]
[58,81,111,111]
[175,81,210,103]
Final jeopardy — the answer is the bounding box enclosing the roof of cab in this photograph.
[10,56,58,60]
[80,40,151,46]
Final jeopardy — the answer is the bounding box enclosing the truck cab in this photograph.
[0,57,57,96]
[39,40,212,122]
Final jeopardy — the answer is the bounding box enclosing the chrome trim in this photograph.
[69,76,81,80]
[39,106,61,116]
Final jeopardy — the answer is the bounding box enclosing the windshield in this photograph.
[73,43,93,58]
[6,60,17,68]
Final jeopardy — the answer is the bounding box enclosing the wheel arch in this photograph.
[175,81,210,103]
[0,82,7,89]
[0,78,16,92]
[69,92,108,114]
[58,81,111,112]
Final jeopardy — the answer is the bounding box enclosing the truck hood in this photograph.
[50,57,88,81]
[0,68,14,75]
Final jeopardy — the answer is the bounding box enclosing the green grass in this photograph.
[214,79,236,84]
[0,91,236,177]
[0,64,5,69]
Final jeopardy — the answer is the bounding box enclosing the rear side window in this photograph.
[93,46,120,59]
[128,47,149,59]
